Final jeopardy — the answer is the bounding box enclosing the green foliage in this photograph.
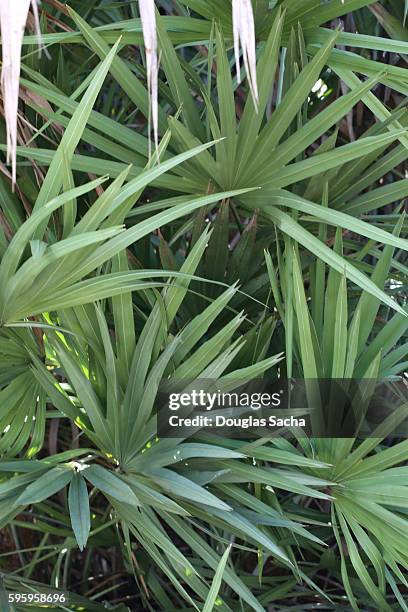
[0,0,407,610]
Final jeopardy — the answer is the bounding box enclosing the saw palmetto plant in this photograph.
[0,1,407,610]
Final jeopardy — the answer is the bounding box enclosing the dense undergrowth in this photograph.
[0,1,407,610]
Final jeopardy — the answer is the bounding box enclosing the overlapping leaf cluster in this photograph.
[0,1,407,610]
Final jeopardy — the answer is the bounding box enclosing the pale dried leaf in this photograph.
[232,0,259,109]
[138,0,159,155]
[232,0,241,83]
[0,0,40,187]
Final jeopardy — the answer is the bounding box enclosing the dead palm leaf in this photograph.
[232,0,259,109]
[138,0,159,156]
[0,0,40,187]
